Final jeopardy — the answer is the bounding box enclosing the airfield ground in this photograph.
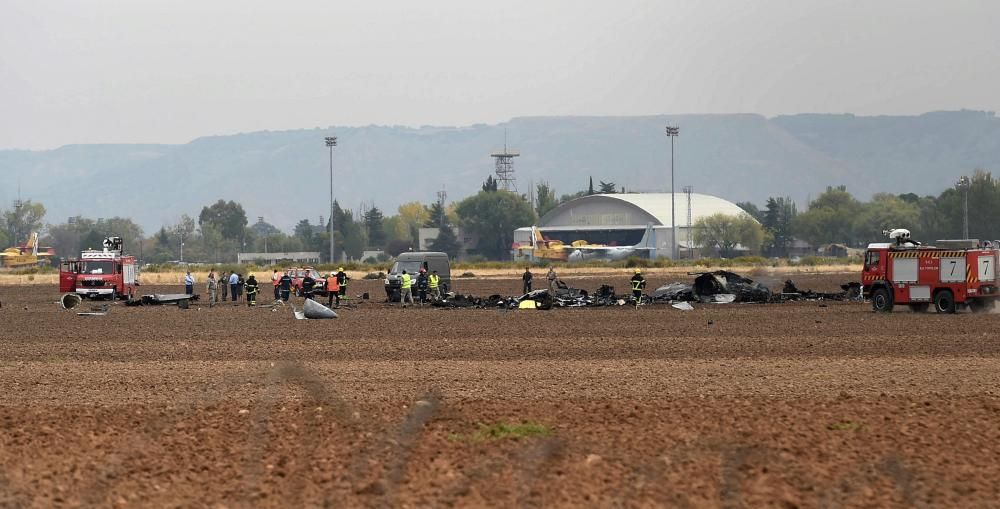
[1,271,999,507]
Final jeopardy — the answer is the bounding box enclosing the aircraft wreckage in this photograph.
[432,270,861,310]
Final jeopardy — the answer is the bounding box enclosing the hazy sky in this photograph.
[1,0,997,150]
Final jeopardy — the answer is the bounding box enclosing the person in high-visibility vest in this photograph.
[271,270,280,300]
[400,270,414,308]
[336,268,349,302]
[326,272,340,308]
[630,268,647,307]
[429,270,441,301]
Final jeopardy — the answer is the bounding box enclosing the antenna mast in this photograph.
[491,129,520,193]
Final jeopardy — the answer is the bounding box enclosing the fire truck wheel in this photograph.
[871,287,893,313]
[908,303,929,313]
[934,290,956,314]
[969,299,992,313]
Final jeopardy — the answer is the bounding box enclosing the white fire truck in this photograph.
[863,229,1000,313]
[59,237,139,300]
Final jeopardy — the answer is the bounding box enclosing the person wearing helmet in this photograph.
[335,267,349,303]
[416,267,429,305]
[278,270,292,302]
[301,270,316,300]
[630,268,646,305]
[326,272,341,308]
[245,274,259,307]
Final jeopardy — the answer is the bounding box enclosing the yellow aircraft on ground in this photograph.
[514,225,655,262]
[0,232,53,269]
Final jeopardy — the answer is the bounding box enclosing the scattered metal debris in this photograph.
[692,271,771,303]
[429,270,860,310]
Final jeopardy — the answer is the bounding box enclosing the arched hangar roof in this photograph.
[538,193,751,228]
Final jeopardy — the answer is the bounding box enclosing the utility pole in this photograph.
[683,185,694,259]
[325,136,338,263]
[957,175,970,239]
[665,126,680,259]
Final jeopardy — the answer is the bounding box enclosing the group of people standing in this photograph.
[396,268,441,308]
[268,268,349,308]
[520,266,559,294]
[203,271,260,306]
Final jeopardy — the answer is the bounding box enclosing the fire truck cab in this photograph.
[59,237,139,301]
[863,229,1000,313]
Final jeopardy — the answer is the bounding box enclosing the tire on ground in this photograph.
[934,289,957,314]
[871,287,893,313]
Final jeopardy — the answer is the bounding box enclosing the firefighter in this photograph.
[547,266,557,291]
[326,272,341,308]
[245,274,259,306]
[271,270,280,300]
[630,268,647,307]
[429,270,441,301]
[206,271,217,307]
[278,270,292,301]
[416,267,429,305]
[336,267,349,303]
[302,271,316,300]
[400,270,414,308]
[522,267,533,294]
[184,271,195,295]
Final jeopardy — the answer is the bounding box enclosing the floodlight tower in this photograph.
[491,132,519,193]
[665,126,680,258]
[325,136,337,263]
[957,175,970,239]
[683,185,694,259]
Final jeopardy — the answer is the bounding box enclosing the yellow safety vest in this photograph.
[429,274,439,288]
[401,273,412,289]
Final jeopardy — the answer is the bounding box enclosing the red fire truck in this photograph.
[863,229,1000,313]
[59,237,139,300]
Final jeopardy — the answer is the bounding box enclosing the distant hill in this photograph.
[3,111,999,233]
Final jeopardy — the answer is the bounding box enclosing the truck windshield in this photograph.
[84,261,115,275]
[391,261,424,275]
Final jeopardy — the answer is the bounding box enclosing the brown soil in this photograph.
[1,272,998,507]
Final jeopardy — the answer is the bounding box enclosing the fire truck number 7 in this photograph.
[947,260,957,276]
[982,260,991,277]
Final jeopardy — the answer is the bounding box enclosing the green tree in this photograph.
[587,177,595,195]
[294,219,315,246]
[793,186,862,246]
[482,176,499,192]
[425,201,447,228]
[693,213,766,257]
[853,193,921,244]
[330,201,364,261]
[598,180,617,194]
[198,200,247,241]
[736,201,764,222]
[3,200,46,246]
[397,201,430,243]
[535,182,558,218]
[364,206,386,248]
[456,190,536,259]
[761,197,797,256]
[430,224,461,258]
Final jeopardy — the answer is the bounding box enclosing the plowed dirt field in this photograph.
[2,271,999,508]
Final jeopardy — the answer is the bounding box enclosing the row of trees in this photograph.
[700,170,999,257]
[7,170,995,263]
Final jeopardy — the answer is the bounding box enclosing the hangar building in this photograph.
[513,193,751,259]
